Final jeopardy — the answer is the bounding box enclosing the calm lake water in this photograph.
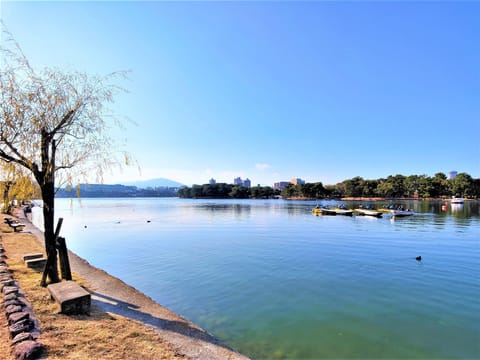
[32,198,479,359]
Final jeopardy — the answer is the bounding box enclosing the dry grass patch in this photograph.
[0,316,15,360]
[1,226,186,360]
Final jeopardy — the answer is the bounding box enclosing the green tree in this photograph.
[0,29,129,284]
[360,179,378,197]
[375,179,394,198]
[403,175,419,197]
[281,184,300,198]
[416,175,433,198]
[251,186,274,198]
[301,182,325,198]
[190,185,203,198]
[342,176,364,197]
[450,173,473,198]
[472,178,480,198]
[431,172,448,198]
[217,183,233,197]
[0,163,40,213]
[177,186,191,198]
[323,184,338,198]
[229,186,249,198]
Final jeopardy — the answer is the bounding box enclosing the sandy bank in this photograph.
[15,209,249,360]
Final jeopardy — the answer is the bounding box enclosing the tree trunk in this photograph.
[2,181,13,214]
[36,130,60,283]
[41,180,60,283]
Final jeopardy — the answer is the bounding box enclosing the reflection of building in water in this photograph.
[451,203,464,212]
[448,171,458,180]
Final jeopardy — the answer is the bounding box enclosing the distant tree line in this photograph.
[283,172,479,199]
[177,183,279,199]
[178,172,479,200]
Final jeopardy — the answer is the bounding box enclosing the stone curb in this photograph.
[1,235,45,360]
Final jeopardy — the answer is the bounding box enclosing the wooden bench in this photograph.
[25,258,47,271]
[23,253,44,262]
[47,281,91,315]
[23,253,47,271]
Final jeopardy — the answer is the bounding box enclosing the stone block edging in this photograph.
[0,236,45,360]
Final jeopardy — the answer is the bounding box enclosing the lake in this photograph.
[31,198,480,359]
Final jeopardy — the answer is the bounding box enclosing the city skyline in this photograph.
[1,1,479,187]
[113,171,466,189]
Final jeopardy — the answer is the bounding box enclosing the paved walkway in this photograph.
[15,209,249,360]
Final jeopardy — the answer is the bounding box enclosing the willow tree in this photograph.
[0,28,129,283]
[1,162,39,213]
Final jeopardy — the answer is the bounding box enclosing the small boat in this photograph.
[450,196,464,204]
[333,208,354,216]
[390,209,415,217]
[378,204,397,213]
[354,206,383,217]
[312,206,353,216]
[333,204,354,216]
[312,206,335,215]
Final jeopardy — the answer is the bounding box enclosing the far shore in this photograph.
[285,196,471,201]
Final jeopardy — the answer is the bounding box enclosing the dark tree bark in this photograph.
[40,179,60,283]
[34,131,60,284]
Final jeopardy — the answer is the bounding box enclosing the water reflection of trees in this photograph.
[193,200,479,227]
[343,200,478,230]
[344,200,478,218]
[197,203,252,216]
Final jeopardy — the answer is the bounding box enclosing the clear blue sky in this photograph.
[1,1,479,186]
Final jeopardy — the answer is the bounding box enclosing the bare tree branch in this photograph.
[1,25,132,284]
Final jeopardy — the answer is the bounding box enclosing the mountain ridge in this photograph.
[117,178,184,189]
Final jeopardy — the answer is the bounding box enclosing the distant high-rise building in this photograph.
[448,171,458,180]
[234,177,243,186]
[209,178,216,185]
[273,181,290,190]
[233,177,251,187]
[291,178,305,185]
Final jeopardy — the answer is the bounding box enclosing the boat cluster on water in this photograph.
[312,204,415,218]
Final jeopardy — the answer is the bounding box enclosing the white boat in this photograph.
[390,209,415,217]
[332,208,354,216]
[450,196,464,204]
[354,208,383,217]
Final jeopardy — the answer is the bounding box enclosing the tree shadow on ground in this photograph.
[91,291,231,349]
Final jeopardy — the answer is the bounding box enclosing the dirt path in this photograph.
[15,209,249,360]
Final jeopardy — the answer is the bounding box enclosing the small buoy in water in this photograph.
[84,225,87,228]
[416,256,422,261]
